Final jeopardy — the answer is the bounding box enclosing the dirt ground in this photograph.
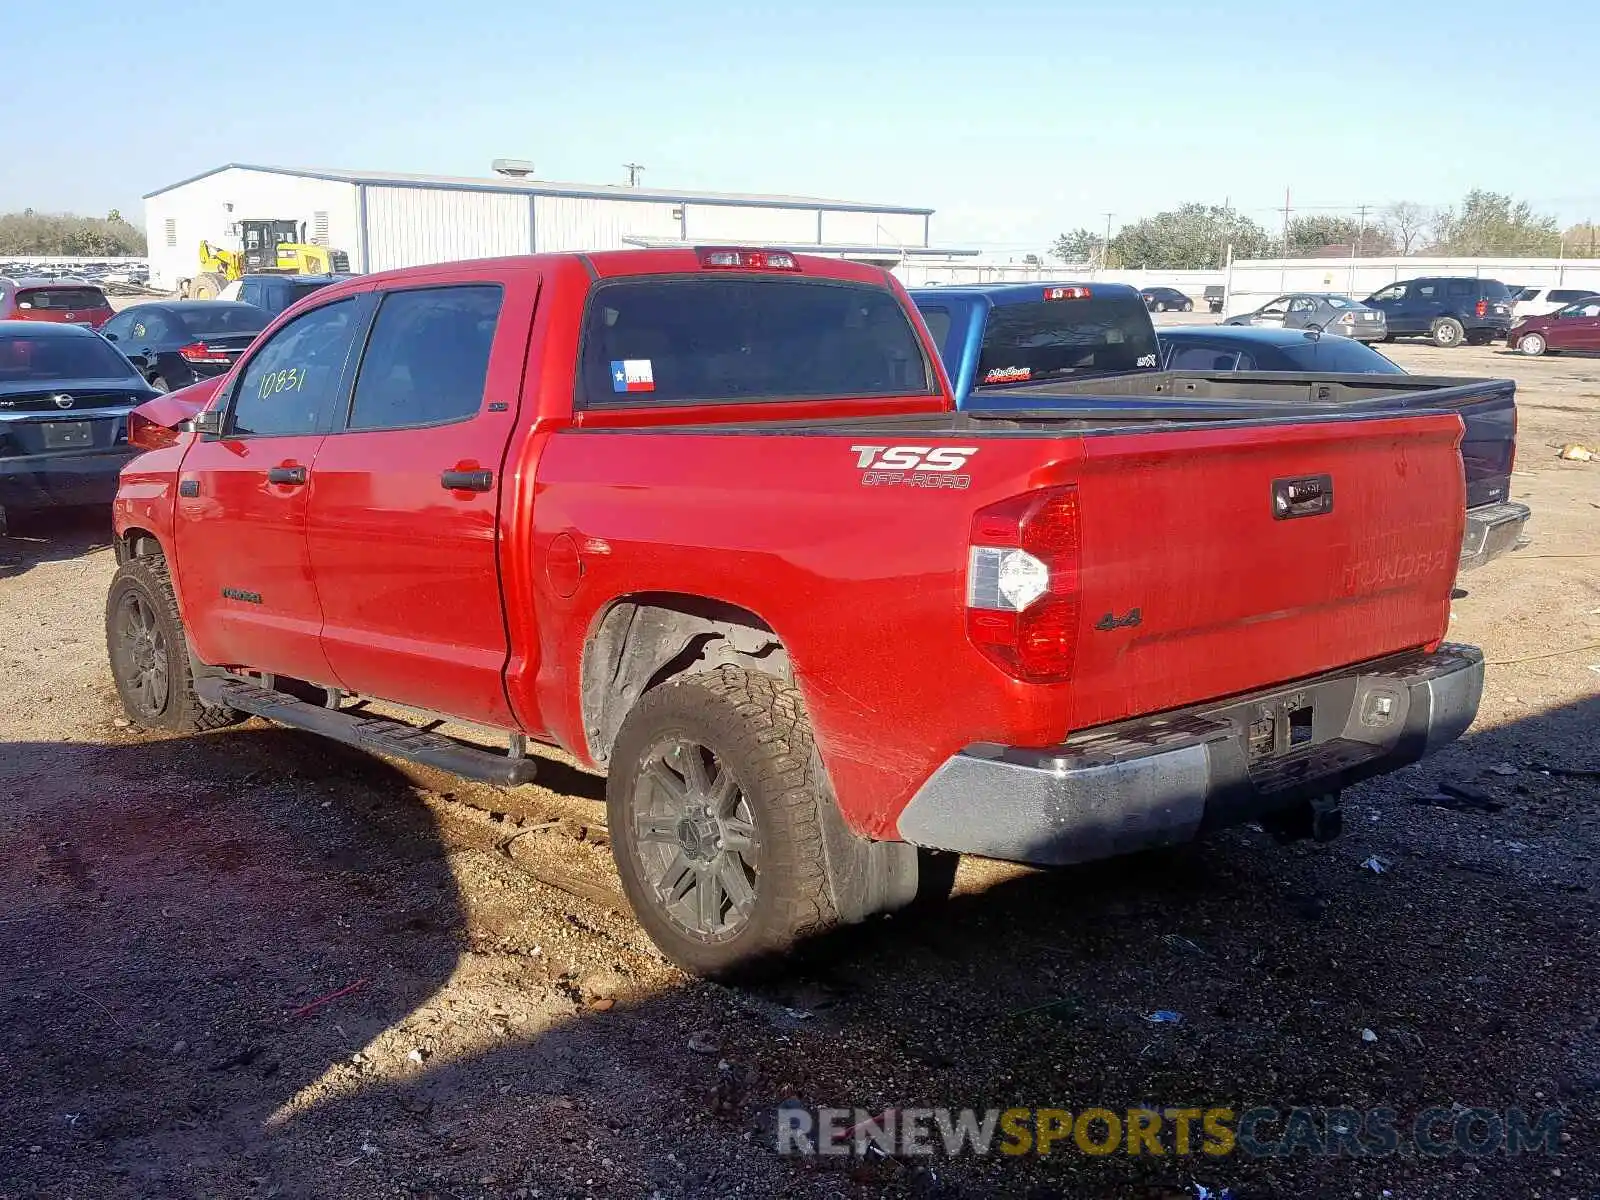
[1,340,1597,1200]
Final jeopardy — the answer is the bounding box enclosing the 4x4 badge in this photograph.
[1095,607,1142,631]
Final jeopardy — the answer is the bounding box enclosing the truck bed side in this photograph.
[518,409,1464,839]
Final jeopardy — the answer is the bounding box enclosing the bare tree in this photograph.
[1380,202,1433,256]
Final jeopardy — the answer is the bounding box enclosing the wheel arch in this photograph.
[580,592,792,768]
[114,525,167,565]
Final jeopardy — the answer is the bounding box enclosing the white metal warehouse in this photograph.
[142,163,966,292]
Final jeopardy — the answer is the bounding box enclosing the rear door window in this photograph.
[227,298,362,437]
[347,285,502,430]
[580,277,934,405]
[1446,280,1474,298]
[977,292,1159,383]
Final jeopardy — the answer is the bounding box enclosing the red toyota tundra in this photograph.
[108,249,1484,974]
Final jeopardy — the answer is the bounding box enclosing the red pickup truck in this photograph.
[107,249,1484,974]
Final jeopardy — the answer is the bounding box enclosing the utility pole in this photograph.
[623,163,646,187]
[1101,211,1114,271]
[1219,194,1231,268]
[1354,204,1369,255]
[1281,187,1292,257]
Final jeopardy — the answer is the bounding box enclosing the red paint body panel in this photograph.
[521,412,1462,836]
[304,263,542,727]
[113,250,1467,843]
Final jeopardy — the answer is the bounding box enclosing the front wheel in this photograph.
[1181,300,1193,312]
[106,556,238,732]
[1432,317,1465,348]
[1517,331,1547,356]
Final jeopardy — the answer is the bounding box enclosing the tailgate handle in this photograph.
[1272,474,1333,520]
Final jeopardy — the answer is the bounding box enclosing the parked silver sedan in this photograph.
[1224,293,1388,341]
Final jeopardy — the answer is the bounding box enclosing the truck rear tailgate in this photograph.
[1062,410,1464,728]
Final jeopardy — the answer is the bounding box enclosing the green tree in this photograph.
[1108,203,1270,270]
[1285,215,1395,257]
[0,211,146,256]
[1562,221,1600,258]
[1430,190,1560,256]
[1050,227,1110,264]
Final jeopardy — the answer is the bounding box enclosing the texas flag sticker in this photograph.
[610,359,655,393]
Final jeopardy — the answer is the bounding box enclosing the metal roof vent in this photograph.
[491,159,536,178]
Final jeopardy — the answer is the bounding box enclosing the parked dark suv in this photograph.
[1362,277,1513,347]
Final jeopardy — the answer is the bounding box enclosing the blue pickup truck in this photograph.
[909,282,1528,570]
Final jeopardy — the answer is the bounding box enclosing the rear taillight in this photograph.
[177,342,229,364]
[128,410,179,451]
[697,247,800,271]
[966,485,1082,683]
[1044,286,1091,301]
[1475,299,1488,318]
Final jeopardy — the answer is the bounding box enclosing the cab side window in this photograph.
[228,298,361,437]
[346,285,502,431]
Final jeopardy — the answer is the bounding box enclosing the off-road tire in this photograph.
[607,666,843,976]
[188,271,227,301]
[105,555,238,733]
[1431,317,1465,348]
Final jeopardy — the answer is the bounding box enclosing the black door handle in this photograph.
[267,465,308,485]
[441,469,493,492]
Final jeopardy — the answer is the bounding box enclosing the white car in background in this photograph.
[1512,286,1600,321]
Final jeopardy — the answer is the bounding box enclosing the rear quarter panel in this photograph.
[521,412,1463,838]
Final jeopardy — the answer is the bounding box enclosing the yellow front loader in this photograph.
[183,219,351,298]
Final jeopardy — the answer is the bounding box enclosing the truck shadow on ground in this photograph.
[2,695,1596,1197]
[0,506,114,578]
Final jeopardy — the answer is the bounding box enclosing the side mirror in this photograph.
[193,409,224,436]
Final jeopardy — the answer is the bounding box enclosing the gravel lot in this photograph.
[1,339,1597,1199]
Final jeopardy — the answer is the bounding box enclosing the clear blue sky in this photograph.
[7,0,1599,252]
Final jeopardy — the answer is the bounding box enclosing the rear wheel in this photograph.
[1431,317,1465,348]
[1517,331,1547,356]
[188,271,227,301]
[1181,300,1193,312]
[1154,301,1167,313]
[106,555,238,732]
[607,667,848,976]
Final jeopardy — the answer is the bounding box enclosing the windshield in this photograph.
[580,277,935,404]
[976,294,1159,384]
[0,334,140,381]
[176,305,269,336]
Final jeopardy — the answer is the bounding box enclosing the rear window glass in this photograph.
[976,294,1159,385]
[579,278,935,405]
[1550,289,1595,303]
[1479,280,1511,301]
[1516,287,1540,301]
[16,286,108,311]
[1446,280,1474,297]
[175,305,269,336]
[0,334,140,381]
[1278,338,1406,374]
